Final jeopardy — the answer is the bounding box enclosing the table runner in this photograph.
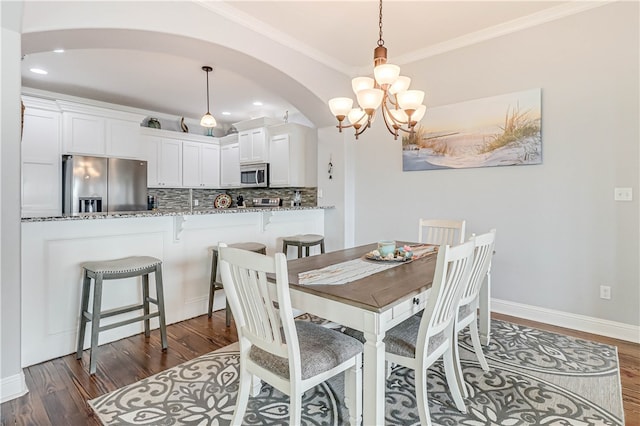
[298,258,401,285]
[298,244,437,286]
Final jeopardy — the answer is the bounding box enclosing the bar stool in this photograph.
[282,234,325,258]
[208,242,267,326]
[76,256,168,375]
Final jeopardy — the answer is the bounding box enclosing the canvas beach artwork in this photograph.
[403,88,542,171]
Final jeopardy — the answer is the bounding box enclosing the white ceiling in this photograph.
[20,1,577,128]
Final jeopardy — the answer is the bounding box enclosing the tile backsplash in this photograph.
[147,187,317,211]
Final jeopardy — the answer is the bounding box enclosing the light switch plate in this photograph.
[614,187,633,201]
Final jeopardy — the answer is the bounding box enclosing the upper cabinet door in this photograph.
[63,112,106,155]
[159,139,183,187]
[21,103,62,217]
[250,128,267,162]
[221,143,240,188]
[238,127,269,164]
[182,141,201,187]
[238,131,252,163]
[106,118,142,159]
[144,135,161,187]
[201,144,220,188]
[269,134,290,187]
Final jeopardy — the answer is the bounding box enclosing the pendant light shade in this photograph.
[200,112,216,127]
[200,66,216,128]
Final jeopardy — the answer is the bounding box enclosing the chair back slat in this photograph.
[421,241,474,337]
[460,229,496,307]
[418,219,466,246]
[219,245,296,360]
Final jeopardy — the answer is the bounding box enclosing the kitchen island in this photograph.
[22,206,330,366]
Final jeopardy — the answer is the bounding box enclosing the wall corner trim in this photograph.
[492,298,640,344]
[0,371,28,404]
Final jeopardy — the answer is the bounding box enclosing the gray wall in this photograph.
[1,1,25,394]
[348,3,639,326]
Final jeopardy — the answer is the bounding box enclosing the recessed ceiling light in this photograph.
[253,101,263,106]
[30,68,48,75]
[53,49,65,53]
[222,112,231,116]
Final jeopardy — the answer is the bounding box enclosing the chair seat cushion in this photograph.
[249,320,363,380]
[343,314,446,359]
[282,234,324,245]
[81,256,161,274]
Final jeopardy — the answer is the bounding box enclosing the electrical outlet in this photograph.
[193,199,199,206]
[600,285,611,300]
[614,187,632,201]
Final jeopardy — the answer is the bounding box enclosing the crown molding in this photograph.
[384,0,614,71]
[194,0,355,76]
[196,1,613,79]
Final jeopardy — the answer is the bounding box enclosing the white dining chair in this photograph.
[418,218,466,246]
[218,243,363,426]
[452,229,496,397]
[345,241,474,425]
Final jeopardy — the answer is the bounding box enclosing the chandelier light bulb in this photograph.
[329,97,354,118]
[374,63,400,86]
[389,76,411,95]
[386,108,408,125]
[357,88,384,111]
[352,77,375,95]
[397,90,425,111]
[411,105,427,123]
[348,108,368,127]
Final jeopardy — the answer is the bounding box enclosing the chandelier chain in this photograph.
[378,0,384,46]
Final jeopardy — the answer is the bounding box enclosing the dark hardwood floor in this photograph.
[1,311,638,425]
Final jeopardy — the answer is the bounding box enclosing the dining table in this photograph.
[284,242,491,426]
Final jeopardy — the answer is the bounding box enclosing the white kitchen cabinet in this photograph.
[220,137,240,188]
[269,123,317,187]
[183,141,220,188]
[21,96,62,217]
[145,135,183,187]
[238,127,268,164]
[58,101,145,158]
[62,112,105,154]
[106,118,144,158]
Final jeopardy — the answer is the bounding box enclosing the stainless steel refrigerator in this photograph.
[62,155,148,214]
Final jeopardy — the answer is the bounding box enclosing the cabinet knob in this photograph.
[413,297,420,305]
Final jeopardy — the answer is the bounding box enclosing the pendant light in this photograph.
[200,66,217,131]
[328,0,426,140]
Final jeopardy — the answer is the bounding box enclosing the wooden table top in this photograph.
[285,242,438,313]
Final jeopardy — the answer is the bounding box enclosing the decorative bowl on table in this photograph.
[377,240,396,257]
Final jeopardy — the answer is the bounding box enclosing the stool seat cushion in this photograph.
[211,242,266,253]
[282,234,324,245]
[81,256,161,274]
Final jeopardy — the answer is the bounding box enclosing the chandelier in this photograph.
[200,66,217,134]
[328,0,426,140]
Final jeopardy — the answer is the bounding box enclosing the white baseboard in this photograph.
[492,298,640,344]
[1,371,28,403]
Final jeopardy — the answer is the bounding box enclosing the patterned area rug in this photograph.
[89,319,624,425]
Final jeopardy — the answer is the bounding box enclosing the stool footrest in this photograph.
[99,312,160,332]
[93,303,146,319]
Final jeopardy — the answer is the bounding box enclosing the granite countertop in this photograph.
[21,205,334,222]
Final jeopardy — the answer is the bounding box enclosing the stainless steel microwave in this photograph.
[240,163,269,187]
